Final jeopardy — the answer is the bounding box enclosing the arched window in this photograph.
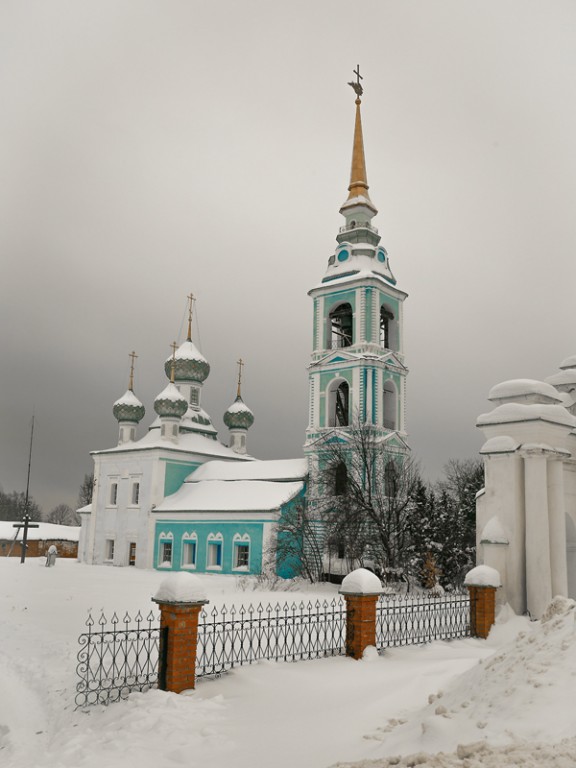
[384,461,398,498]
[328,380,350,427]
[380,304,398,351]
[334,462,348,496]
[181,532,198,568]
[328,303,353,349]
[383,381,397,430]
[233,533,250,570]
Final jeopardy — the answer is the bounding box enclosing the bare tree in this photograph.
[312,419,422,583]
[273,499,325,583]
[77,473,94,508]
[47,503,79,526]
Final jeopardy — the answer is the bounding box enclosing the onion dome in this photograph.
[154,382,188,419]
[164,340,210,383]
[560,355,576,370]
[113,389,145,424]
[224,395,254,430]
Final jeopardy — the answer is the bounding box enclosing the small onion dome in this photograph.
[223,396,254,430]
[154,382,188,419]
[113,389,145,424]
[164,340,210,383]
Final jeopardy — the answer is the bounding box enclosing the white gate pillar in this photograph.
[548,456,568,598]
[522,447,553,618]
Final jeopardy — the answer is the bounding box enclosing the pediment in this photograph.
[310,350,360,367]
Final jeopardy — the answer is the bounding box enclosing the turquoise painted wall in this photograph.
[163,460,200,497]
[321,289,356,349]
[275,490,307,579]
[154,520,266,575]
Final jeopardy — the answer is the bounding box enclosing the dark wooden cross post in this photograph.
[14,513,39,564]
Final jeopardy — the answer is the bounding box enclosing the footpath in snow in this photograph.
[1,559,576,768]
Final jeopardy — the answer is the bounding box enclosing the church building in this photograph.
[78,71,409,577]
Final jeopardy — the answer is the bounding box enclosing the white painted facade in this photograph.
[476,363,576,618]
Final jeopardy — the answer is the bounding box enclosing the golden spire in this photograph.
[170,341,178,384]
[128,351,138,391]
[343,66,375,210]
[187,293,195,341]
[236,357,244,399]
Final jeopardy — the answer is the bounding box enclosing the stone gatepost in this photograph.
[152,572,208,693]
[339,568,383,659]
[464,565,501,639]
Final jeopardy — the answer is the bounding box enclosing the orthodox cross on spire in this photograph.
[236,357,244,398]
[170,341,178,383]
[128,350,138,391]
[187,293,195,341]
[348,65,364,99]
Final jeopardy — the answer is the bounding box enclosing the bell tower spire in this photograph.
[340,66,377,220]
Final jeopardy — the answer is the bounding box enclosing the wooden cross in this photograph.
[236,357,244,398]
[128,350,138,391]
[14,513,39,564]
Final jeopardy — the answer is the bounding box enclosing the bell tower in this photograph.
[304,69,409,474]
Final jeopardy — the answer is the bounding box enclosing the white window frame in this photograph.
[109,482,118,506]
[105,539,115,561]
[131,481,140,506]
[158,532,174,567]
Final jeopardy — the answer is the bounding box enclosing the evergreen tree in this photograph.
[77,473,94,508]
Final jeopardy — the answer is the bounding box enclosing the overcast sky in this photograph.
[1,1,576,514]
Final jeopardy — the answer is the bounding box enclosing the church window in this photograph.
[160,541,172,565]
[182,541,197,567]
[328,303,353,349]
[380,303,399,351]
[109,483,118,506]
[384,461,398,498]
[334,461,348,496]
[383,381,397,430]
[190,388,199,406]
[131,482,140,505]
[207,533,223,569]
[234,543,250,568]
[327,380,350,427]
[105,539,115,561]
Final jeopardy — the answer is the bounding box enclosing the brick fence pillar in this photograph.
[152,573,208,693]
[464,565,501,639]
[339,568,382,660]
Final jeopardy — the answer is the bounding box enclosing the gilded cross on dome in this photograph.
[348,65,364,98]
[128,350,138,391]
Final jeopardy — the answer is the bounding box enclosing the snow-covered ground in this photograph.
[1,559,575,768]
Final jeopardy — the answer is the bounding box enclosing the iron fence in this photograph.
[196,598,346,678]
[75,610,166,707]
[376,592,471,649]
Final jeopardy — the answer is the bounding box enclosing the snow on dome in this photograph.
[559,354,576,370]
[477,403,576,429]
[546,369,576,387]
[154,383,188,419]
[164,340,210,383]
[153,572,207,603]
[464,565,501,588]
[488,379,562,405]
[223,396,254,430]
[340,568,382,595]
[113,388,145,424]
[480,435,519,454]
[481,515,509,544]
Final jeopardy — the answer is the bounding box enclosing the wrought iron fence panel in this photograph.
[196,597,346,678]
[75,610,163,707]
[376,592,471,650]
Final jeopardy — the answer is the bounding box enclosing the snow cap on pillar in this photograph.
[464,565,501,588]
[340,568,382,594]
[154,572,207,603]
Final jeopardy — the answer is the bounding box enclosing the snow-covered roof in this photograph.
[0,521,80,542]
[77,504,92,515]
[488,379,562,405]
[113,389,144,408]
[546,369,576,387]
[559,354,576,370]
[188,458,307,483]
[154,479,304,513]
[311,253,403,293]
[155,382,187,403]
[480,436,520,454]
[92,427,254,460]
[477,403,576,429]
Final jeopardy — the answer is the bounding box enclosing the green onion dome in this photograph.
[164,340,210,383]
[223,396,254,430]
[154,383,188,419]
[113,389,145,424]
